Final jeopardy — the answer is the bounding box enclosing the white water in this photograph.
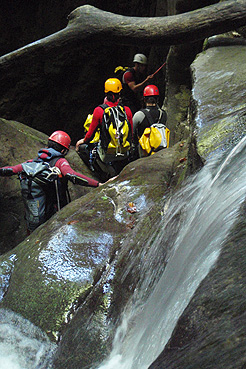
[97,136,246,369]
[0,309,56,369]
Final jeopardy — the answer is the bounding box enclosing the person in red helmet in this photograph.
[132,85,168,159]
[0,130,101,233]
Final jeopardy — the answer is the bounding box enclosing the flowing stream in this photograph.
[97,136,246,369]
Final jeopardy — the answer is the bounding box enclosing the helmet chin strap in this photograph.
[112,94,119,103]
[61,148,69,156]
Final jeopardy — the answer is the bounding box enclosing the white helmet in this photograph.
[133,53,148,65]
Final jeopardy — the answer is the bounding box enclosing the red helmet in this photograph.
[49,131,71,149]
[143,85,159,97]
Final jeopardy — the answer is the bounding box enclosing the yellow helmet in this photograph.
[105,78,122,93]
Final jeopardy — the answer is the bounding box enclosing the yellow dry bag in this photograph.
[139,123,170,156]
[84,114,100,144]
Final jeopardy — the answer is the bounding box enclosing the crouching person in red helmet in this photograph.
[0,130,101,233]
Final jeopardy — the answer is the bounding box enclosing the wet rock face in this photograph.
[191,44,246,158]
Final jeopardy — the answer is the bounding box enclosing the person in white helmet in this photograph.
[121,53,154,115]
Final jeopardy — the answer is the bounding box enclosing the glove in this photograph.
[0,168,14,176]
[130,146,139,161]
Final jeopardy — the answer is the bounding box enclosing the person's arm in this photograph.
[127,75,154,93]
[75,138,85,151]
[56,158,100,187]
[0,163,24,175]
[124,70,154,93]
[125,106,133,135]
[132,111,146,144]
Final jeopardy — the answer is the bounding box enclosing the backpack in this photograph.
[114,65,129,83]
[19,158,66,232]
[84,113,100,143]
[98,104,132,163]
[139,109,170,156]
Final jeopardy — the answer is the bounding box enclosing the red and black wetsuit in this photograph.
[0,148,100,231]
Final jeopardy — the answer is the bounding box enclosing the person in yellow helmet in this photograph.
[76,79,133,181]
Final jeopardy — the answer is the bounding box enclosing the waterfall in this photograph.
[97,136,246,369]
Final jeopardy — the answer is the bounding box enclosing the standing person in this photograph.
[121,53,154,115]
[0,130,101,233]
[76,78,133,181]
[132,85,168,159]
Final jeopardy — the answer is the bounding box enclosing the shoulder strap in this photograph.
[48,156,61,167]
[42,156,64,211]
[117,103,126,113]
[142,109,154,126]
[143,108,163,126]
[99,103,108,111]
[127,67,135,75]
[156,108,163,124]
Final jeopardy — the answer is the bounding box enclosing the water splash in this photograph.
[0,309,56,369]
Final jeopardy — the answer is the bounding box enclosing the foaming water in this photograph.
[97,137,246,369]
[0,309,56,369]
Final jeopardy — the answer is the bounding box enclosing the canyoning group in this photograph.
[76,53,169,179]
[0,53,170,234]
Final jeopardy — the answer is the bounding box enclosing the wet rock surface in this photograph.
[192,44,246,158]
